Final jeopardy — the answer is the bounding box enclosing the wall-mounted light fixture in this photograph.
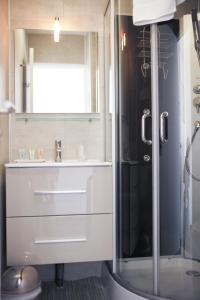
[121,32,127,51]
[54,17,60,43]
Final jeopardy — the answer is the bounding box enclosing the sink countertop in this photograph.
[5,160,112,168]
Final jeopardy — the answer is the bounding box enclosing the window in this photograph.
[33,63,91,113]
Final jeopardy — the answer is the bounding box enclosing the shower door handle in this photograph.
[160,112,168,143]
[141,109,152,145]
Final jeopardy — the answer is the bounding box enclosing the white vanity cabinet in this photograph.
[6,162,113,266]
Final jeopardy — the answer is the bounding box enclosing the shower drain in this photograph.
[186,270,200,277]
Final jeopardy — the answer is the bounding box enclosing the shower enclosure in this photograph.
[110,0,200,299]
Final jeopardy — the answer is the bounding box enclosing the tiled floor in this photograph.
[40,277,109,300]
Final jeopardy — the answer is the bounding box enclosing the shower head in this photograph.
[191,9,200,67]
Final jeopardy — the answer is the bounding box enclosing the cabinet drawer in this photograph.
[6,166,112,217]
[7,214,113,265]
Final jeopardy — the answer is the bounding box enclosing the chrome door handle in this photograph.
[34,190,86,196]
[34,238,87,244]
[160,112,168,143]
[141,109,152,145]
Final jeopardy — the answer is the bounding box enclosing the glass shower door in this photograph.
[158,3,200,300]
[158,21,181,258]
[114,1,200,300]
[115,0,154,295]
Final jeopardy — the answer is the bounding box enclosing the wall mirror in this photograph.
[14,29,99,114]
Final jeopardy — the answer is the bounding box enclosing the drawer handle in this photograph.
[34,190,86,196]
[34,238,87,244]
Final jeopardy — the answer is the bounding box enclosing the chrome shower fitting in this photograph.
[193,84,200,94]
[193,84,200,113]
[194,120,200,128]
[193,96,200,113]
[191,9,200,67]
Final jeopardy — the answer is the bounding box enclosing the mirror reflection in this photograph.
[15,29,98,113]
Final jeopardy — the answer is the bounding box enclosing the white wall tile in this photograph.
[11,117,104,161]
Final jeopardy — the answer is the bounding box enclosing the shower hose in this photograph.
[185,121,200,182]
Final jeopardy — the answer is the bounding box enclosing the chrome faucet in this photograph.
[55,140,62,162]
